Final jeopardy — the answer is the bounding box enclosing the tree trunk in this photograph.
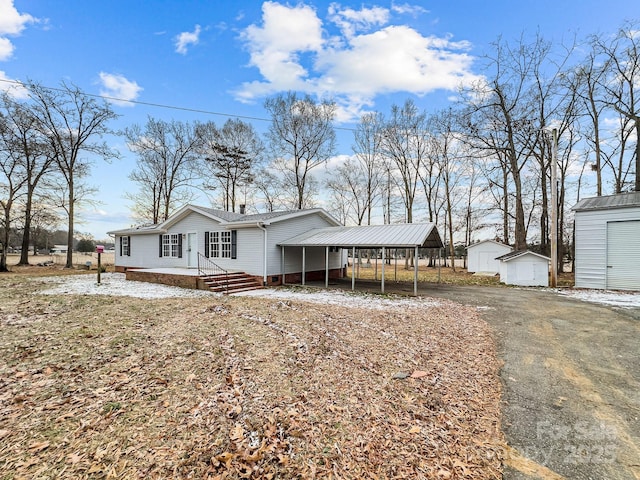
[65,176,74,269]
[18,193,34,265]
[0,207,10,272]
[502,166,509,244]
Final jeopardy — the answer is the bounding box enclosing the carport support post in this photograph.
[302,247,306,286]
[351,247,356,291]
[281,247,286,285]
[381,247,385,293]
[325,246,329,288]
[414,246,419,296]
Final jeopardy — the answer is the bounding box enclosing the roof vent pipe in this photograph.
[239,204,246,214]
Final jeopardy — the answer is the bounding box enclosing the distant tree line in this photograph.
[2,21,638,272]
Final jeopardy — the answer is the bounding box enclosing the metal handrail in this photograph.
[197,252,229,293]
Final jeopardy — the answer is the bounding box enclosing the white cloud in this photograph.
[236,2,479,122]
[0,71,28,98]
[0,0,36,61]
[327,3,389,38]
[390,3,428,16]
[175,24,201,55]
[0,37,13,61]
[98,72,143,106]
[240,1,323,91]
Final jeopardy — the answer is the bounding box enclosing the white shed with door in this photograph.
[496,250,550,287]
[573,192,640,290]
[466,240,513,274]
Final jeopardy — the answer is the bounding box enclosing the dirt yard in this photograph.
[0,269,504,479]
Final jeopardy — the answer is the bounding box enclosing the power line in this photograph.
[0,77,357,132]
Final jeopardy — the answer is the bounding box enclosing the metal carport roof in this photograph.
[278,223,443,296]
[278,223,443,249]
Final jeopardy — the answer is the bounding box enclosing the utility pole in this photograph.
[550,128,558,288]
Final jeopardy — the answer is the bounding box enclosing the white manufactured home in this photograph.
[573,192,640,290]
[108,204,444,294]
[466,240,513,274]
[108,205,345,287]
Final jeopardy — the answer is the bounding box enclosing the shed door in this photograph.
[606,220,640,290]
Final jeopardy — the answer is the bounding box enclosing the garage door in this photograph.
[606,220,640,290]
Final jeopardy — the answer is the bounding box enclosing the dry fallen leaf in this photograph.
[0,274,504,479]
[28,441,50,453]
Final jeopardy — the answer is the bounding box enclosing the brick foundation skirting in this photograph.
[116,267,346,290]
[125,270,200,290]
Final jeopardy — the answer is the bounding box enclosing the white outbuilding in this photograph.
[496,250,550,287]
[466,240,513,274]
[573,192,640,290]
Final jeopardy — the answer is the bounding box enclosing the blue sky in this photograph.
[1,0,638,239]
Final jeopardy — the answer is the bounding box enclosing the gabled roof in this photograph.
[572,192,640,212]
[107,223,164,236]
[108,205,341,235]
[496,250,550,262]
[226,208,341,227]
[278,223,443,249]
[466,239,512,250]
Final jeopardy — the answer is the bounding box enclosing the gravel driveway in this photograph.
[421,284,640,480]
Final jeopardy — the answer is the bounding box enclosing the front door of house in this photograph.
[187,232,197,268]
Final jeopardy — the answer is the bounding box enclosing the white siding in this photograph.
[575,207,640,289]
[267,215,343,276]
[114,210,342,277]
[115,233,165,269]
[499,255,549,287]
[467,241,512,273]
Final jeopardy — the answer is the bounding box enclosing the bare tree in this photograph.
[264,92,336,209]
[458,155,486,249]
[381,99,428,224]
[0,121,28,271]
[573,48,608,196]
[459,36,549,250]
[253,168,283,212]
[26,81,119,268]
[198,118,264,212]
[352,112,385,225]
[594,21,640,191]
[428,109,465,271]
[325,157,370,225]
[125,117,201,223]
[0,93,56,265]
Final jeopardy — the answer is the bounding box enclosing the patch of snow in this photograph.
[36,273,215,299]
[233,287,441,310]
[558,289,640,308]
[34,273,443,309]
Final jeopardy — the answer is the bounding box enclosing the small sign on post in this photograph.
[96,245,104,284]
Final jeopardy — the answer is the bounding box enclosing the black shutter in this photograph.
[119,236,123,256]
[159,235,163,257]
[127,236,131,256]
[204,231,210,258]
[231,230,237,259]
[178,234,183,258]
